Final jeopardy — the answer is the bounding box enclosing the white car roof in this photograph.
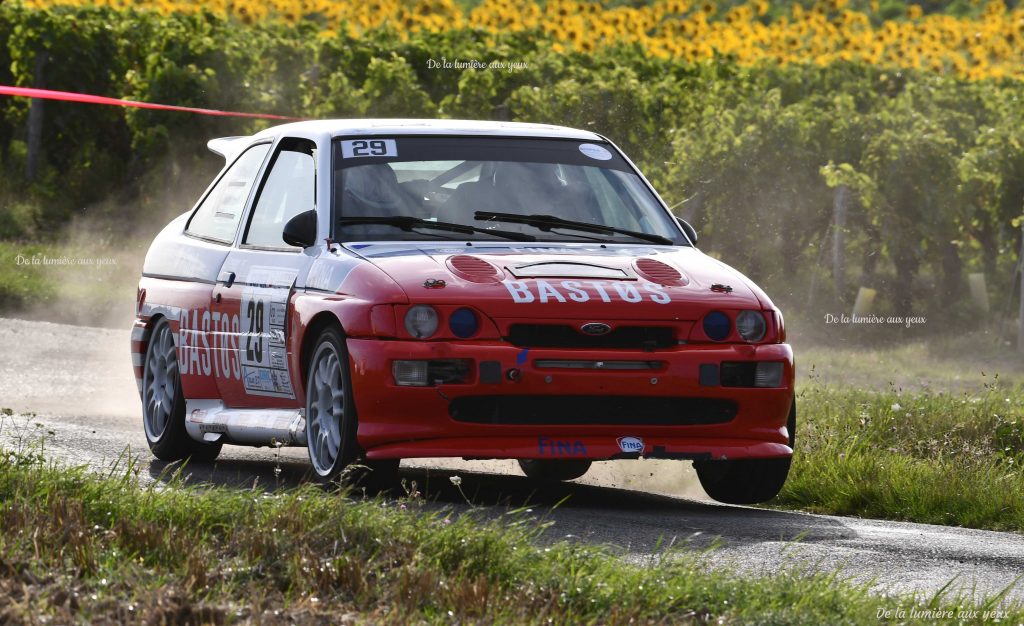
[253,118,604,141]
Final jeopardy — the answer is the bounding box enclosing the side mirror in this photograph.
[676,217,698,245]
[282,210,318,248]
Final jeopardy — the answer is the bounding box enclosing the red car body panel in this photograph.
[346,337,794,460]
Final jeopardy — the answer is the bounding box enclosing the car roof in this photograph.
[251,118,604,141]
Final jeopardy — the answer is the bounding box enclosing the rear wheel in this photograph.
[694,401,796,505]
[305,325,397,486]
[518,459,592,481]
[142,317,221,463]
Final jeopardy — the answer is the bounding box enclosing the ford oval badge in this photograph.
[580,322,612,336]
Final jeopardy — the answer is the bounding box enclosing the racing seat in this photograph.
[335,163,417,218]
[439,162,602,227]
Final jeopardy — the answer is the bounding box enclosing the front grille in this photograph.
[534,359,664,370]
[505,324,676,350]
[449,395,737,426]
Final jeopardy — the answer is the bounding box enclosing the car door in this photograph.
[171,142,271,401]
[211,137,319,408]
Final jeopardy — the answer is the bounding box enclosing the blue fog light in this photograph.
[449,308,479,338]
[703,311,731,341]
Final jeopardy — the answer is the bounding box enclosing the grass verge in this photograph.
[1,444,1019,625]
[777,380,1024,531]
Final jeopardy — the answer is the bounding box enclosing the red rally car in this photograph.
[131,119,795,504]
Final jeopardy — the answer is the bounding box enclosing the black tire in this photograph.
[304,325,398,487]
[694,400,796,505]
[142,317,221,463]
[518,459,592,481]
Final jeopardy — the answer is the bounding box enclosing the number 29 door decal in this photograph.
[239,267,296,399]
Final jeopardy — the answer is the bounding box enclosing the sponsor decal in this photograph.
[503,279,670,304]
[340,139,397,158]
[538,436,587,456]
[578,143,613,160]
[305,258,360,293]
[179,308,242,381]
[176,266,296,400]
[617,436,644,454]
[239,273,295,399]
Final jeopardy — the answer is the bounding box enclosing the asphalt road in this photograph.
[2,316,1023,606]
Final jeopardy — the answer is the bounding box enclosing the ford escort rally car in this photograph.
[132,119,795,504]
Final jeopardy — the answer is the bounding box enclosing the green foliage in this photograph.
[3,6,1024,323]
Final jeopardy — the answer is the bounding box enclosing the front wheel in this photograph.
[142,317,221,463]
[518,459,592,481]
[304,325,398,486]
[305,326,360,481]
[694,400,796,505]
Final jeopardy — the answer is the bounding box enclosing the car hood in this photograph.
[342,242,766,321]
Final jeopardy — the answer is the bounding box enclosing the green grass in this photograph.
[793,330,1024,392]
[773,329,1024,531]
[776,381,1024,531]
[0,441,1018,625]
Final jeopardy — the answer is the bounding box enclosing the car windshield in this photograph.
[331,137,685,244]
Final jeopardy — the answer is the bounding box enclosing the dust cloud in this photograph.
[1,157,213,416]
[0,317,139,419]
[11,154,218,330]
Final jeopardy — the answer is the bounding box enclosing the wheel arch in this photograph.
[133,313,168,398]
[298,311,346,395]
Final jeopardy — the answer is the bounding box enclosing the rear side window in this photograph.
[187,143,271,243]
[244,138,316,249]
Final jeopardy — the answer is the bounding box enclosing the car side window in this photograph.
[186,143,271,243]
[244,138,316,249]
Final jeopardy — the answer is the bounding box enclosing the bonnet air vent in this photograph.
[635,258,687,286]
[448,255,502,283]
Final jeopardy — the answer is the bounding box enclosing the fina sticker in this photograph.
[617,436,644,454]
[578,143,613,161]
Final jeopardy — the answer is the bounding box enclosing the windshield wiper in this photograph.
[337,216,536,241]
[474,211,673,246]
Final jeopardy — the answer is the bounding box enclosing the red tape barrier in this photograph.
[0,85,301,120]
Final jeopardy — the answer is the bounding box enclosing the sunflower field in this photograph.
[14,0,1024,80]
[2,1,1024,325]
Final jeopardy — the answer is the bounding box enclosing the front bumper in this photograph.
[346,339,794,462]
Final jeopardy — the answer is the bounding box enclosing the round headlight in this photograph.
[404,305,439,339]
[703,311,731,341]
[736,310,766,342]
[449,307,479,338]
